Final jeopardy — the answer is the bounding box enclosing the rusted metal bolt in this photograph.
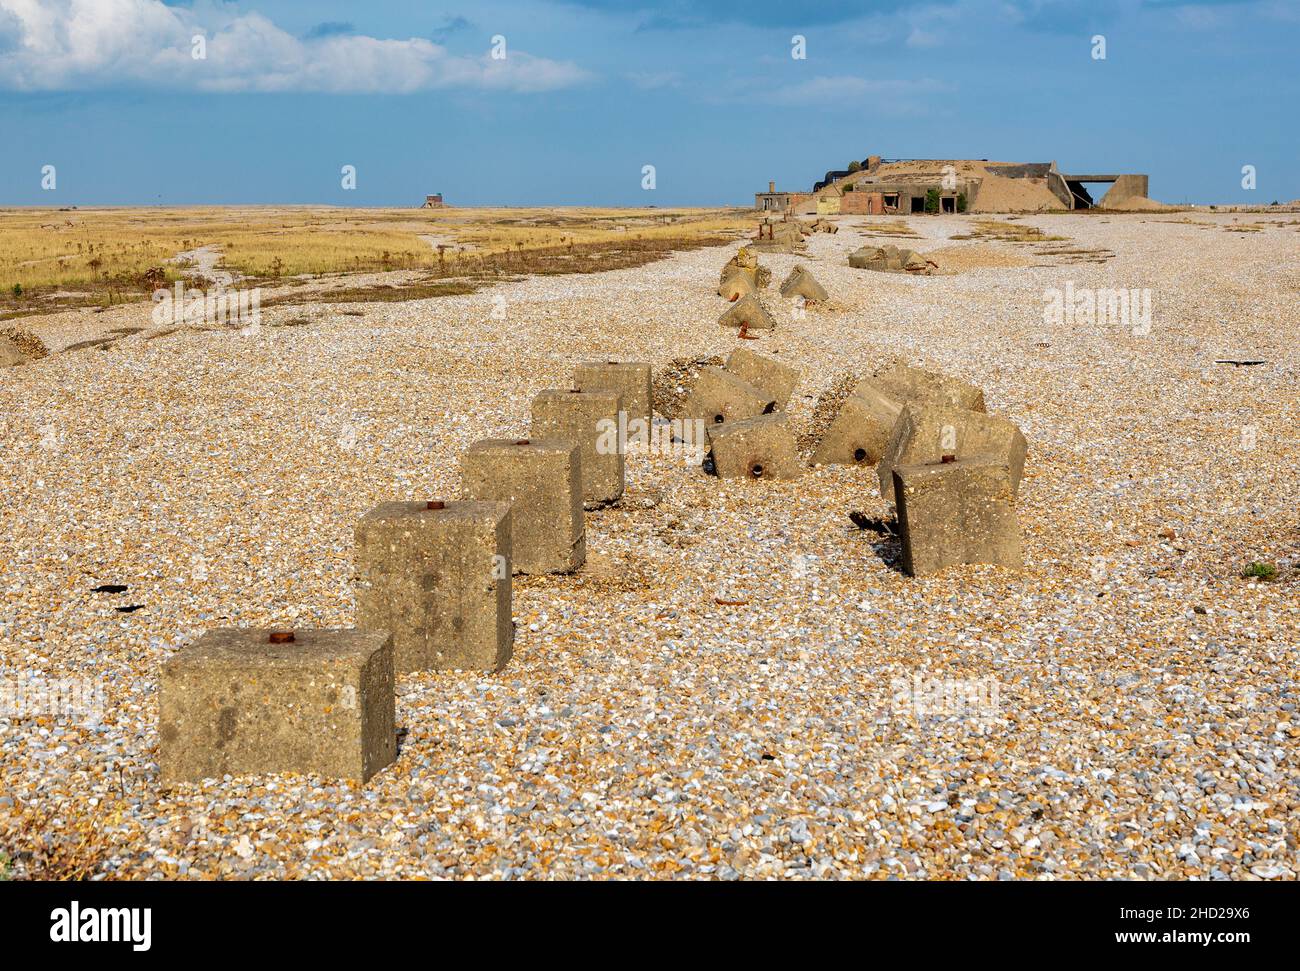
[426,500,445,510]
[268,631,295,644]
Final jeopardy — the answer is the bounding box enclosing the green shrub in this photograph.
[924,188,941,214]
[1241,561,1278,581]
[10,284,21,298]
[957,193,968,213]
[847,160,862,173]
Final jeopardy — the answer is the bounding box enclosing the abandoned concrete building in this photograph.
[422,193,445,209]
[756,157,1155,214]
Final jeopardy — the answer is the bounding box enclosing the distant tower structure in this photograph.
[422,193,445,209]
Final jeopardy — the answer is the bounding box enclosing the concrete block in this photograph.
[354,500,512,674]
[893,457,1023,576]
[718,294,777,331]
[861,363,986,413]
[159,628,396,784]
[679,366,776,426]
[719,272,756,301]
[779,266,829,303]
[810,388,902,466]
[878,403,1027,503]
[706,413,801,480]
[531,388,625,505]
[573,361,653,424]
[461,439,585,574]
[724,347,799,409]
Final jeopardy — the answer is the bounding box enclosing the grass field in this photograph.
[0,206,750,318]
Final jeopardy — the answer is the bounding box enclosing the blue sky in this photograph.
[1,0,1296,206]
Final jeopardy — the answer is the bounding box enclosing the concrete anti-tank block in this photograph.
[861,363,986,413]
[531,388,625,506]
[724,347,799,409]
[779,266,829,303]
[573,361,653,424]
[810,387,902,467]
[159,628,397,784]
[706,413,801,480]
[877,403,1027,503]
[461,439,585,574]
[893,457,1023,576]
[718,294,777,331]
[354,500,512,674]
[679,367,776,426]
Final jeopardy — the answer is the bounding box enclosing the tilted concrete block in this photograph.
[354,500,512,674]
[779,266,829,303]
[810,388,902,467]
[531,388,625,506]
[893,457,1023,576]
[861,363,986,413]
[159,628,396,784]
[462,439,585,574]
[718,294,777,331]
[877,403,1027,503]
[573,361,653,424]
[724,347,799,409]
[679,366,776,427]
[706,413,801,480]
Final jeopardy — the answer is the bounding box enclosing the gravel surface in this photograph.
[1,212,1297,880]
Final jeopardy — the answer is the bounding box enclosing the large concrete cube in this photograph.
[878,403,1027,503]
[724,347,799,409]
[718,294,777,331]
[462,439,585,574]
[893,457,1023,576]
[354,500,512,674]
[862,363,986,413]
[679,366,776,426]
[159,628,396,784]
[810,386,902,467]
[531,388,625,506]
[573,361,653,424]
[706,413,801,480]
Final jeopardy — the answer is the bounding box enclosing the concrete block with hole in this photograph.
[718,294,777,331]
[354,500,512,673]
[877,403,1027,503]
[861,363,986,413]
[779,266,829,303]
[159,628,397,784]
[724,347,799,409]
[810,386,903,467]
[461,439,585,574]
[678,366,776,427]
[706,413,801,480]
[893,457,1023,576]
[573,361,653,424]
[531,389,624,506]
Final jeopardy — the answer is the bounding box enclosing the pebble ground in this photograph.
[1,212,1296,880]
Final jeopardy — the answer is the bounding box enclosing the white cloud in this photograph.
[0,0,591,93]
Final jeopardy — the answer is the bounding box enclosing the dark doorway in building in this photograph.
[910,196,925,213]
[941,196,956,213]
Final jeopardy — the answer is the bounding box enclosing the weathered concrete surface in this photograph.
[718,293,777,331]
[878,403,1027,503]
[719,272,757,301]
[724,347,799,409]
[159,628,397,784]
[679,366,776,426]
[461,439,585,574]
[861,363,986,413]
[354,500,512,673]
[893,457,1023,576]
[778,266,829,303]
[531,388,625,505]
[573,361,653,424]
[810,386,902,467]
[706,413,801,480]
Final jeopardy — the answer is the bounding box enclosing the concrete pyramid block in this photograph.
[718,294,777,331]
[719,272,757,301]
[779,266,829,303]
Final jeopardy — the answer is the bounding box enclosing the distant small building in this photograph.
[754,181,810,213]
[422,194,445,209]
